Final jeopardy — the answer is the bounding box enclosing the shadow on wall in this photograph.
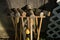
[0,0,15,39]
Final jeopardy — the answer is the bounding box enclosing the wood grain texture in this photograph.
[8,0,26,8]
[7,0,48,8]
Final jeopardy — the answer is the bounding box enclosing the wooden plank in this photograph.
[7,0,48,8]
[7,0,26,8]
[26,0,48,8]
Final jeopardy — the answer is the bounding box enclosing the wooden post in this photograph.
[21,16,26,40]
[10,16,18,40]
[11,16,15,29]
[36,17,38,26]
[30,15,35,40]
[15,17,18,40]
[27,17,29,29]
[30,18,33,40]
[20,19,21,40]
[37,12,45,40]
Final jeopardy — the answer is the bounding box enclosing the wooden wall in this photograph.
[7,0,48,8]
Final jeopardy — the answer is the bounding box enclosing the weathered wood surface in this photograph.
[7,0,48,8]
[7,0,26,8]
